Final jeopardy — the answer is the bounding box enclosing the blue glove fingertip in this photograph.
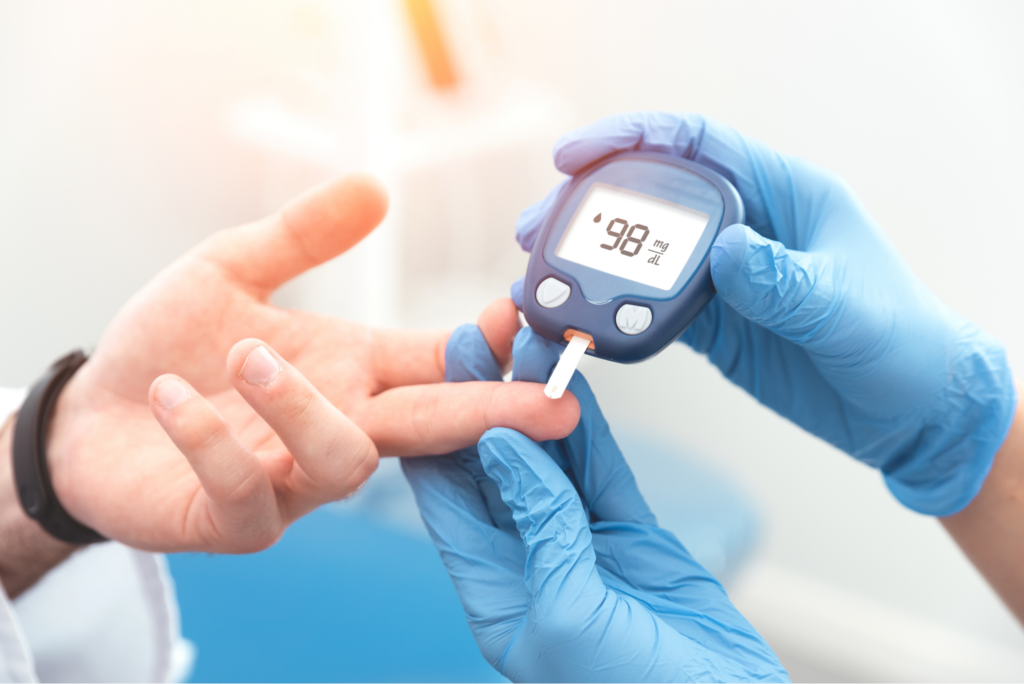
[551,111,714,174]
[510,277,525,311]
[445,324,503,383]
[710,224,838,346]
[515,179,569,253]
[709,223,769,292]
[510,327,563,384]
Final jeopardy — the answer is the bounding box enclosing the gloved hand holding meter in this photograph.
[405,111,1021,682]
[515,111,1015,517]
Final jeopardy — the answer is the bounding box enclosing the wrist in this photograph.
[12,351,105,545]
[45,373,86,515]
[0,412,77,599]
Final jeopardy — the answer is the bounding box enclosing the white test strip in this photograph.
[544,335,591,399]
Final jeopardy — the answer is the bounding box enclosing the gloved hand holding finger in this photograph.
[510,328,654,525]
[401,320,530,648]
[404,324,789,682]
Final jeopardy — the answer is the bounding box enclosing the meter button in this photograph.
[616,304,653,335]
[536,277,571,309]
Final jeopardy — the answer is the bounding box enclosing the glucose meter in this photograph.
[522,151,744,397]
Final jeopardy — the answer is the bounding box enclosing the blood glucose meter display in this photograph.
[554,183,710,291]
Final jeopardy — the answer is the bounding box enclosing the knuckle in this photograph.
[338,448,379,500]
[220,468,266,508]
[229,527,281,554]
[248,525,282,552]
[176,410,231,454]
[481,383,502,433]
[301,427,379,500]
[277,386,319,427]
[355,446,379,481]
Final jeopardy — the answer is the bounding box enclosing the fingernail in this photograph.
[240,346,280,387]
[155,378,189,410]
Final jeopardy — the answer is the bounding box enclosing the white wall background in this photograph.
[1,1,1023,680]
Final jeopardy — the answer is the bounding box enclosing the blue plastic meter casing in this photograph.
[524,151,744,363]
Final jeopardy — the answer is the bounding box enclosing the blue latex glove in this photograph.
[401,324,789,683]
[514,112,1017,516]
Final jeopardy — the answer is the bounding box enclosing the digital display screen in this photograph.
[554,183,710,291]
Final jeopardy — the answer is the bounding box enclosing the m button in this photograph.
[615,304,653,335]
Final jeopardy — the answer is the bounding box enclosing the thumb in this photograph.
[478,428,607,611]
[197,173,389,298]
[711,224,838,346]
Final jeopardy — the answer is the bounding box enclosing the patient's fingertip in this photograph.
[275,173,391,276]
[502,384,579,442]
[342,172,390,223]
[544,389,577,438]
[284,173,389,231]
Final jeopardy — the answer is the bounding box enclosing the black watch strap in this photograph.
[12,350,107,545]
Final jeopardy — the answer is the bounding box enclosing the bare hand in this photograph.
[43,175,579,554]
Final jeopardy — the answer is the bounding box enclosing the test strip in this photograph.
[544,335,590,399]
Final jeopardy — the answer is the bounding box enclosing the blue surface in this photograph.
[167,429,761,682]
[167,507,506,683]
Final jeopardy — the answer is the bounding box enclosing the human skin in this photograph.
[0,415,76,598]
[0,174,578,598]
[942,400,1024,624]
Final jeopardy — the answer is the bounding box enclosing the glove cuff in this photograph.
[882,336,1018,517]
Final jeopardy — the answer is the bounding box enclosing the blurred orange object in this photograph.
[404,0,458,89]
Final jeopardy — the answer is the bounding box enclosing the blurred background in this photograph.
[2,0,1024,681]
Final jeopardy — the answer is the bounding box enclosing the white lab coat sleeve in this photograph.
[0,388,194,683]
[0,388,35,683]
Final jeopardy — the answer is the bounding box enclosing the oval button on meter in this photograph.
[615,305,653,335]
[536,277,571,309]
[524,150,744,366]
